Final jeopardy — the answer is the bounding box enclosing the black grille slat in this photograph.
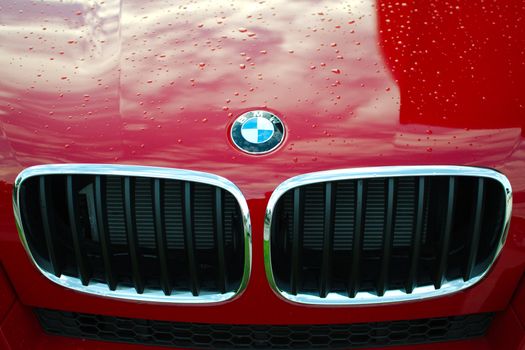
[153,178,171,296]
[271,172,507,301]
[320,182,335,297]
[434,177,456,289]
[38,176,61,277]
[35,308,494,349]
[214,187,227,293]
[123,177,144,294]
[377,178,396,296]
[18,170,246,299]
[290,188,304,295]
[348,179,365,298]
[182,181,200,296]
[66,175,91,286]
[464,178,485,281]
[406,177,425,294]
[94,176,116,290]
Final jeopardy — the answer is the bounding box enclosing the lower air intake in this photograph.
[14,165,250,303]
[265,166,511,304]
[35,308,493,349]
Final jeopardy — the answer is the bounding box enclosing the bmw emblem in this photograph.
[230,110,285,154]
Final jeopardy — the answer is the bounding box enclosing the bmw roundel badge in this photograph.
[230,110,285,154]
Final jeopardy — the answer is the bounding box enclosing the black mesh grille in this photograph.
[35,308,493,349]
[270,175,507,299]
[18,174,245,296]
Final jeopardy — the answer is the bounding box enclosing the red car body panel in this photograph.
[1,0,525,348]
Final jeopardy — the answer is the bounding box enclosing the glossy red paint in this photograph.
[0,0,525,347]
[0,265,15,325]
[514,275,525,328]
[0,302,42,350]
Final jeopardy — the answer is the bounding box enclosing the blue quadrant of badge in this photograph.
[240,117,275,144]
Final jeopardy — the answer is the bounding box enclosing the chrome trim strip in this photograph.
[13,164,252,304]
[264,166,512,305]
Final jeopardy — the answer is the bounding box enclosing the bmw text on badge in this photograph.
[230,110,285,154]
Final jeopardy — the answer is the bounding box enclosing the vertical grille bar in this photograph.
[66,175,91,285]
[377,178,396,296]
[38,176,61,277]
[319,183,336,297]
[406,177,425,294]
[182,182,200,296]
[153,178,171,296]
[123,177,144,294]
[214,187,227,293]
[94,176,116,290]
[348,179,365,297]
[434,177,456,289]
[464,178,485,281]
[290,187,304,295]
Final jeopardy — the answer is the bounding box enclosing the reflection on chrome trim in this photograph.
[263,166,512,305]
[13,164,252,304]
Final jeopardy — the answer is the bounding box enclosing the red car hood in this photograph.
[0,0,524,325]
[0,0,523,192]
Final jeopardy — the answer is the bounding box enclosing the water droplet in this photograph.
[198,62,206,68]
[238,27,247,33]
[426,147,433,152]
[331,68,341,74]
[239,64,246,69]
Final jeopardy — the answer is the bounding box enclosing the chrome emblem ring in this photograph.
[230,110,285,154]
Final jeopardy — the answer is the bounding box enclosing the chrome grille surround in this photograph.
[264,166,512,305]
[13,164,252,304]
